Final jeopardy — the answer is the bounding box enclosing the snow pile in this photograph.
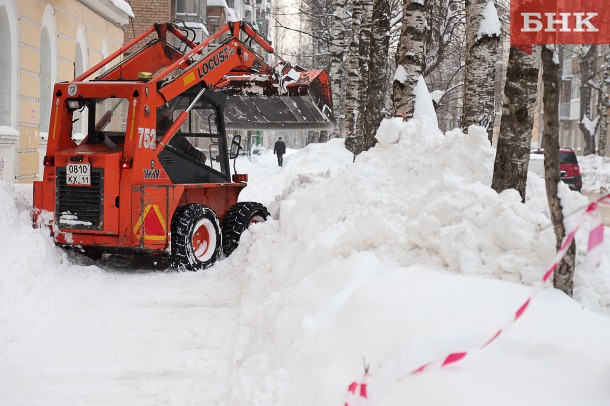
[581,116,599,137]
[413,76,438,127]
[579,154,610,194]
[238,139,353,206]
[477,1,501,40]
[393,65,408,84]
[0,183,67,317]
[2,118,610,405]
[228,118,610,404]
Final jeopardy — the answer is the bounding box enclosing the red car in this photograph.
[530,148,582,192]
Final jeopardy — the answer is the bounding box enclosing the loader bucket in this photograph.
[222,68,334,131]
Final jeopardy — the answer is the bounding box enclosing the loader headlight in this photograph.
[67,99,82,111]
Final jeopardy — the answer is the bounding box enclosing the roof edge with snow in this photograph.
[0,126,19,139]
[80,0,134,26]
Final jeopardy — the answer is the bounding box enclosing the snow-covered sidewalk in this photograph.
[0,262,241,405]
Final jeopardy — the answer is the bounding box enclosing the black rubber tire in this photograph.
[171,204,222,271]
[82,248,103,261]
[221,202,270,256]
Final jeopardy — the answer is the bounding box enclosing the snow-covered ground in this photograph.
[2,119,610,405]
[579,154,610,194]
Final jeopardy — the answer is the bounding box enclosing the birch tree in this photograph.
[579,45,598,155]
[344,0,363,134]
[541,45,575,297]
[598,50,610,156]
[356,0,375,122]
[392,0,430,117]
[461,0,500,141]
[491,46,540,201]
[345,0,373,154]
[330,0,352,136]
[355,0,391,155]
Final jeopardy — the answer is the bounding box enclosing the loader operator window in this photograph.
[86,98,129,148]
[156,95,228,177]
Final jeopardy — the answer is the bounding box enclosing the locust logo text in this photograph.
[198,47,235,77]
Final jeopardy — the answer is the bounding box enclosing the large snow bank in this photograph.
[2,118,610,405]
[238,139,353,205]
[579,154,610,194]
[0,183,69,317]
[227,119,610,404]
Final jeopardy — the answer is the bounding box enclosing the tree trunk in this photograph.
[541,46,575,297]
[344,0,363,135]
[330,0,352,137]
[491,46,540,201]
[461,0,500,141]
[579,45,598,155]
[598,49,609,156]
[345,0,373,155]
[356,0,391,155]
[392,0,430,118]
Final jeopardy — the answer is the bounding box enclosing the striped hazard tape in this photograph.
[345,372,368,406]
[344,194,610,405]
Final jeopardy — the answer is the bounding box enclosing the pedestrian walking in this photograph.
[274,137,286,167]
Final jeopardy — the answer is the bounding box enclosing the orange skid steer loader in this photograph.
[33,21,333,270]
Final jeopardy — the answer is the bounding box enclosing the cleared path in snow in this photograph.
[0,258,241,405]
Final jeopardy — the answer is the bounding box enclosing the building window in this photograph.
[571,77,580,100]
[177,0,201,22]
[0,6,11,126]
[40,27,52,132]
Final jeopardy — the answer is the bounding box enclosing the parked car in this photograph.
[530,148,582,192]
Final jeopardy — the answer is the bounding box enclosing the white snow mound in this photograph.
[228,118,610,404]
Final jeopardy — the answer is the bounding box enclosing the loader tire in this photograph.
[82,248,103,261]
[221,202,269,256]
[171,204,222,271]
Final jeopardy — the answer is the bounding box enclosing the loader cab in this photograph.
[157,88,232,184]
[87,97,129,149]
[65,96,130,150]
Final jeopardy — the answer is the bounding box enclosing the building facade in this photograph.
[123,0,172,47]
[0,0,131,183]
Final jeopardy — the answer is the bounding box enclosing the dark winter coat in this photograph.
[274,141,286,155]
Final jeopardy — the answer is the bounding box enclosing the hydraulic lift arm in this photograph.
[154,22,276,102]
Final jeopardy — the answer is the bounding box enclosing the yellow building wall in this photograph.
[14,0,126,183]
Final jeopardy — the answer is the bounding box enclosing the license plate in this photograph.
[66,163,91,186]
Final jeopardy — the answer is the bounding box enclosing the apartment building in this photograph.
[0,0,132,183]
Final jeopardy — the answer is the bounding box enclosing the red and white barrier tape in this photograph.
[344,194,610,405]
[344,372,369,406]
